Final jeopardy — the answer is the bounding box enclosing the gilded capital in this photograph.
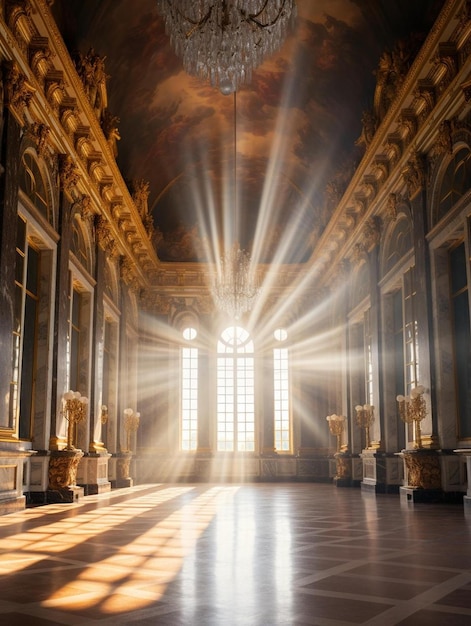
[28,121,50,158]
[434,119,454,156]
[362,216,382,251]
[386,192,398,221]
[4,61,35,112]
[59,154,80,192]
[74,194,93,221]
[351,242,368,266]
[402,151,426,199]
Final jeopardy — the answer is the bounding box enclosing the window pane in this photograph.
[217,326,255,452]
[274,346,291,452]
[181,346,198,450]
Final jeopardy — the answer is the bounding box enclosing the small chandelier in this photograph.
[213,242,259,319]
[156,0,296,94]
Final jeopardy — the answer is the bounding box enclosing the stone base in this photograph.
[80,482,112,496]
[400,486,447,503]
[361,480,400,495]
[26,491,48,506]
[334,477,353,488]
[46,486,84,504]
[111,478,133,489]
[400,484,465,504]
[0,495,26,515]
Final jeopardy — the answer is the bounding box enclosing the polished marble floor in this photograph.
[0,483,470,625]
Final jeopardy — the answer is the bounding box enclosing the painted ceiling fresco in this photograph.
[52,0,443,262]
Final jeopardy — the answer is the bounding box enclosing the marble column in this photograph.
[49,183,74,449]
[408,178,436,447]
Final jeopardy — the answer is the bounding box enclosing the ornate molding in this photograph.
[402,451,441,489]
[120,255,139,292]
[95,214,117,256]
[384,133,403,166]
[5,0,33,53]
[140,290,172,315]
[434,119,454,157]
[73,193,93,221]
[48,450,84,489]
[362,215,382,251]
[413,80,436,123]
[58,153,80,192]
[3,61,36,114]
[402,150,426,199]
[386,192,398,221]
[101,108,121,158]
[351,242,368,266]
[433,43,458,96]
[355,109,377,150]
[44,70,66,112]
[398,109,418,144]
[362,175,377,200]
[59,96,80,134]
[331,258,350,288]
[28,35,53,82]
[28,121,50,158]
[373,156,389,186]
[73,47,108,119]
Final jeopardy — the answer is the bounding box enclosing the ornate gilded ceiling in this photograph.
[52,0,443,264]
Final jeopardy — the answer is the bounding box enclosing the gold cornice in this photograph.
[4,0,160,290]
[306,0,471,289]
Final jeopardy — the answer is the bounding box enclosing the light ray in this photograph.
[0,485,241,616]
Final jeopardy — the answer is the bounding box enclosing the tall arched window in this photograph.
[217,326,255,452]
[19,150,51,224]
[274,328,290,452]
[13,215,40,439]
[181,326,198,451]
[436,147,471,223]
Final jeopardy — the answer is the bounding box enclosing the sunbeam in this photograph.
[0,485,241,616]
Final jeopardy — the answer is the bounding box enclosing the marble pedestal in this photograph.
[46,449,84,503]
[110,452,133,489]
[361,450,403,494]
[332,452,353,488]
[398,448,442,503]
[76,452,112,495]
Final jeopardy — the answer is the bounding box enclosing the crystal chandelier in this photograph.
[213,242,259,319]
[156,0,296,94]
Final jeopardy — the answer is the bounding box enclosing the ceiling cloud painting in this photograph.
[53,0,443,262]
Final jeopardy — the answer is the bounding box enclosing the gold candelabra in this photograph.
[355,404,374,449]
[396,385,426,449]
[62,390,89,450]
[326,414,346,453]
[123,408,140,452]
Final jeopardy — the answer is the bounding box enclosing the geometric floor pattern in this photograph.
[0,483,470,625]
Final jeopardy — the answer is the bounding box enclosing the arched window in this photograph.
[381,215,413,277]
[19,151,51,223]
[13,215,40,439]
[436,147,471,223]
[217,326,254,452]
[181,326,198,451]
[274,328,290,452]
[71,219,91,273]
